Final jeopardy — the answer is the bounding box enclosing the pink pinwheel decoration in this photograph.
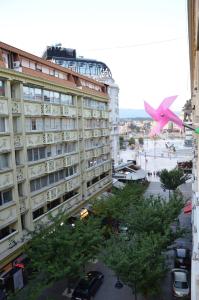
[144,96,183,137]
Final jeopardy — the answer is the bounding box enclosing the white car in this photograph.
[172,268,190,298]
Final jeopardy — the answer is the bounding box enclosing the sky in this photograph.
[0,0,190,110]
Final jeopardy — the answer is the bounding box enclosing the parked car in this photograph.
[174,248,191,269]
[72,271,104,300]
[171,268,190,298]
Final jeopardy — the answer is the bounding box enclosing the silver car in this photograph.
[172,268,190,298]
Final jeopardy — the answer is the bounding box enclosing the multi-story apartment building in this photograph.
[0,42,112,287]
[42,46,120,166]
[188,1,199,299]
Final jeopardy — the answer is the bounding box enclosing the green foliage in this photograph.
[119,136,124,149]
[138,137,144,145]
[25,214,103,287]
[96,184,184,298]
[160,168,188,192]
[128,137,135,146]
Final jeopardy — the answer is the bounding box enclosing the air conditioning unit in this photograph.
[13,61,21,68]
[45,160,55,173]
[47,187,57,201]
[43,133,54,144]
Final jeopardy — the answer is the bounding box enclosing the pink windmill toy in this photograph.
[144,96,183,137]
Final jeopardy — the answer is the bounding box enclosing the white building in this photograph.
[187,1,199,298]
[43,46,120,165]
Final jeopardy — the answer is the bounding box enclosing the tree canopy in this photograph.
[159,168,188,193]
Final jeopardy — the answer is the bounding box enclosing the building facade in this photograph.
[43,46,120,165]
[187,1,199,299]
[0,42,112,283]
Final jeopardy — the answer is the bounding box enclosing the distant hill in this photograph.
[119,108,180,119]
[119,109,150,119]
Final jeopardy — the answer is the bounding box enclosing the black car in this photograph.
[174,248,191,269]
[72,271,104,300]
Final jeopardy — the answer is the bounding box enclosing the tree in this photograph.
[138,137,144,145]
[119,136,125,149]
[159,168,189,198]
[94,185,184,299]
[25,214,103,294]
[100,232,167,300]
[128,137,136,148]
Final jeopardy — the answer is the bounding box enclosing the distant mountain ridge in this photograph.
[119,108,180,119]
[119,109,151,119]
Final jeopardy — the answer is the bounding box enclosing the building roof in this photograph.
[0,41,109,91]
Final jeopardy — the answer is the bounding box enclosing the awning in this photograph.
[183,201,192,214]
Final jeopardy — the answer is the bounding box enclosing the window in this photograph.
[17,183,23,197]
[13,117,21,133]
[0,153,9,169]
[60,93,74,105]
[47,198,61,211]
[0,80,5,96]
[56,144,62,155]
[46,146,51,157]
[36,64,42,72]
[33,207,44,219]
[0,117,6,132]
[23,86,35,100]
[0,189,13,206]
[15,150,21,165]
[35,88,42,100]
[44,90,50,102]
[31,119,36,130]
[27,147,46,162]
[0,225,16,240]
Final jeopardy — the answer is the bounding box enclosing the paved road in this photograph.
[144,181,192,201]
[144,181,192,300]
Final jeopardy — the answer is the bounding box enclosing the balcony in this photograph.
[84,130,93,139]
[0,99,8,115]
[0,206,17,227]
[62,106,77,117]
[102,129,109,136]
[12,101,21,114]
[31,192,46,210]
[93,148,102,157]
[55,157,64,170]
[26,133,43,147]
[24,102,42,116]
[43,133,54,144]
[0,171,13,189]
[46,187,57,202]
[62,131,78,141]
[54,132,63,143]
[66,176,80,192]
[101,111,109,119]
[28,162,46,178]
[0,136,11,152]
[84,109,92,118]
[64,154,79,167]
[93,129,101,138]
[41,103,53,115]
[92,110,100,118]
[45,160,55,173]
[86,150,93,159]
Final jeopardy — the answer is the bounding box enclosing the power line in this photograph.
[83,37,185,52]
